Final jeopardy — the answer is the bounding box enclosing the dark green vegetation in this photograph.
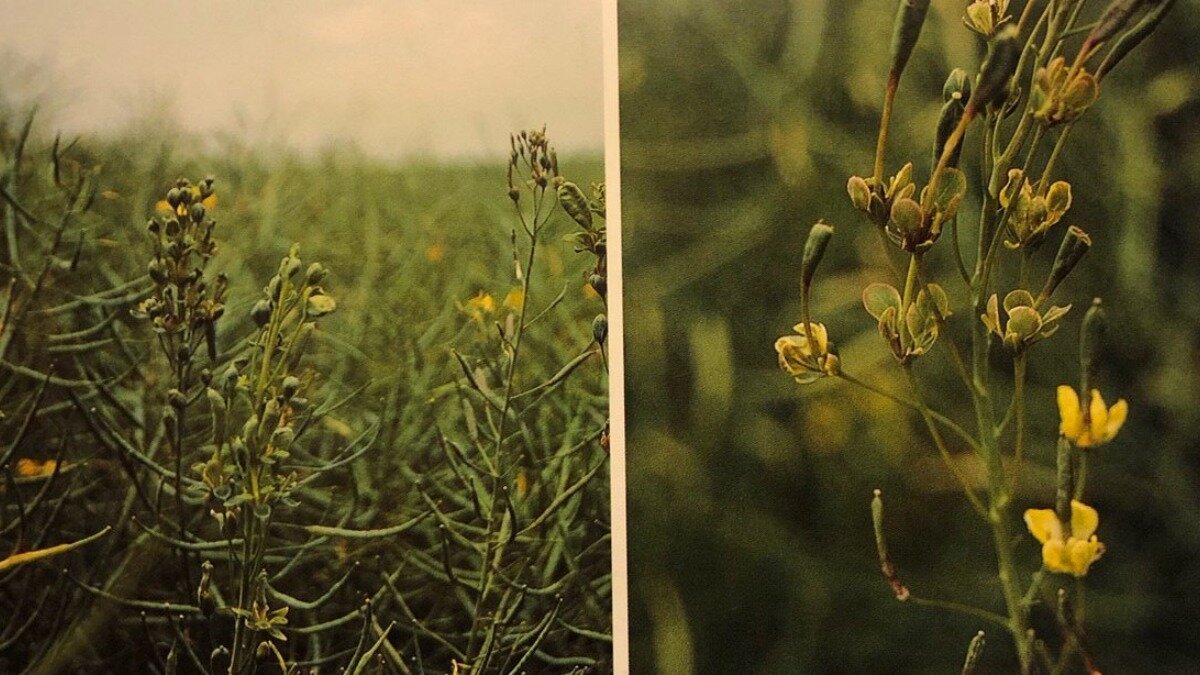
[620,0,1200,672]
[0,104,610,674]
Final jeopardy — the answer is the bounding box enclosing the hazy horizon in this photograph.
[0,0,604,161]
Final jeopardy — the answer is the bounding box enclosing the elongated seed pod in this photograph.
[1098,0,1177,80]
[973,25,1021,110]
[1079,297,1105,394]
[800,221,834,292]
[1041,226,1092,300]
[961,631,986,675]
[1086,0,1148,50]
[889,0,932,82]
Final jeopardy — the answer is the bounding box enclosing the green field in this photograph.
[0,109,610,673]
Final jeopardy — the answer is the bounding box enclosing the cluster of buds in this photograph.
[850,162,968,253]
[863,281,951,363]
[132,178,227,361]
[1000,170,1073,250]
[1032,57,1100,127]
[507,126,559,202]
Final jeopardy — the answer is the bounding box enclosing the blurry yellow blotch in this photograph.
[583,283,600,300]
[101,190,121,201]
[425,241,446,263]
[322,416,354,438]
[16,458,59,478]
[503,287,524,311]
[459,291,496,323]
[515,469,529,497]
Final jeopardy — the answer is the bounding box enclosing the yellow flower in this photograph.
[774,321,840,384]
[503,287,525,312]
[1057,385,1127,448]
[1024,500,1105,577]
[16,458,58,478]
[460,291,496,324]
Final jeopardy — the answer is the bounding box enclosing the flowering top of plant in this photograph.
[981,290,1071,352]
[1057,385,1127,448]
[775,321,840,384]
[1033,57,1100,128]
[1024,500,1106,577]
[999,170,1072,250]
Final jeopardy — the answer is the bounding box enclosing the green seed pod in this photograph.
[147,258,167,284]
[1098,0,1176,80]
[189,202,206,222]
[251,299,273,327]
[889,0,932,81]
[147,218,160,235]
[1041,226,1092,299]
[241,415,259,444]
[592,314,608,345]
[933,99,967,169]
[801,221,835,292]
[166,187,181,207]
[557,181,593,230]
[206,387,226,411]
[1080,297,1105,391]
[974,25,1022,110]
[1087,0,1147,49]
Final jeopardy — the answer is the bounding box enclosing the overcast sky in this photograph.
[0,0,604,160]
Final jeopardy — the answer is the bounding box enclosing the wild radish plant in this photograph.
[776,0,1172,671]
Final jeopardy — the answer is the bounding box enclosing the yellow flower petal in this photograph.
[1070,500,1099,540]
[1088,389,1108,445]
[1024,508,1060,545]
[1105,398,1128,440]
[1041,540,1069,574]
[1057,385,1083,441]
[1065,536,1104,576]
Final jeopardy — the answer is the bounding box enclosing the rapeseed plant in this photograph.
[777,0,1172,670]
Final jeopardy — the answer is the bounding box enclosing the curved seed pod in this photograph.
[934,99,967,168]
[889,0,932,82]
[557,181,593,230]
[974,25,1022,110]
[1041,226,1091,299]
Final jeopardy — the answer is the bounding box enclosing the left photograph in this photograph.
[0,2,613,673]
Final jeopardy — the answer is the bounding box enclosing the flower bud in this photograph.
[847,175,871,212]
[588,273,607,298]
[189,202,206,222]
[167,388,187,409]
[281,376,301,399]
[305,262,328,285]
[592,314,608,345]
[251,299,273,327]
[942,67,972,103]
[166,187,181,207]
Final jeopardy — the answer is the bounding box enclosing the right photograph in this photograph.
[618,0,1200,672]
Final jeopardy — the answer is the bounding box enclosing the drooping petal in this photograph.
[1105,398,1128,441]
[1057,385,1083,441]
[1024,508,1061,544]
[1070,500,1099,540]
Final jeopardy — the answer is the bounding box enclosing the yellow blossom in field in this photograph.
[16,458,58,478]
[774,321,840,384]
[460,291,496,324]
[1024,500,1105,577]
[425,241,446,263]
[1057,385,1126,448]
[503,287,525,312]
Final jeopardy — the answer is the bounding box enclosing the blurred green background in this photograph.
[618,0,1200,672]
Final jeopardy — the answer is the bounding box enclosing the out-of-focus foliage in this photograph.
[620,0,1200,672]
[0,85,610,672]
